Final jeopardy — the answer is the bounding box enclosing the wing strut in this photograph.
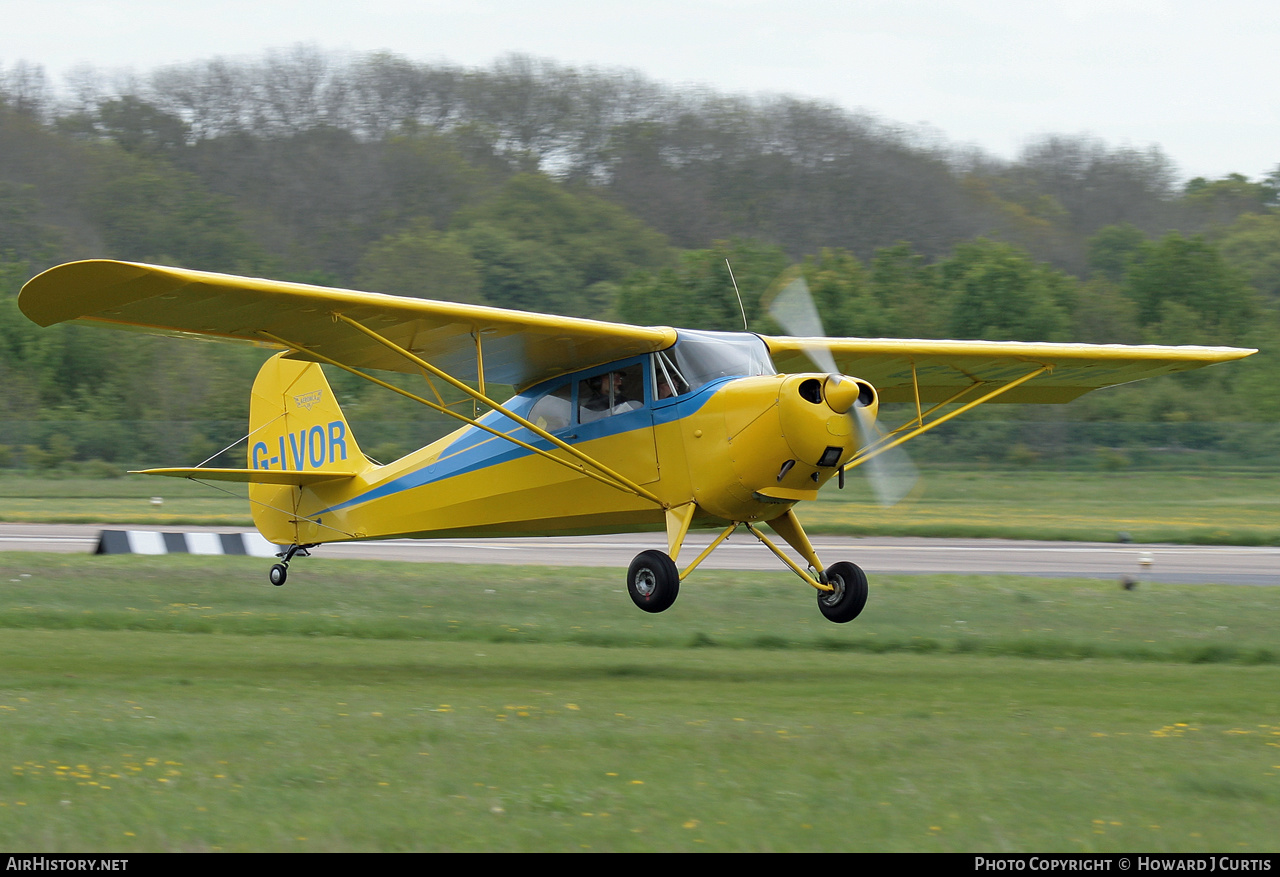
[849,365,1052,473]
[258,321,668,509]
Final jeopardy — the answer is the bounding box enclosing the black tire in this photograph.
[269,563,288,587]
[627,550,680,613]
[817,561,867,623]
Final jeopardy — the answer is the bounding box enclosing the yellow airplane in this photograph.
[19,260,1256,623]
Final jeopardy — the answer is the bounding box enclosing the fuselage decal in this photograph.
[310,380,724,518]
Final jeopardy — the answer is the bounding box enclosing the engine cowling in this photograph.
[678,373,879,521]
[777,374,877,469]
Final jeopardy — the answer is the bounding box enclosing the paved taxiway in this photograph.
[1,523,1276,585]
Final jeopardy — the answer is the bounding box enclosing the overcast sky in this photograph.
[3,0,1276,182]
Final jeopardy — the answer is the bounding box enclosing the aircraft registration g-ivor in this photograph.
[20,260,1256,622]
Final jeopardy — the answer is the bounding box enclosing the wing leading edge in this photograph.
[19,260,677,391]
[764,336,1256,404]
[20,261,1255,402]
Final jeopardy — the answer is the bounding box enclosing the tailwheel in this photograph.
[627,549,680,613]
[268,543,313,587]
[816,561,868,623]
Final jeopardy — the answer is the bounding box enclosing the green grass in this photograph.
[808,467,1280,544]
[0,472,249,525]
[6,467,1280,544]
[1,553,1278,851]
[3,553,1279,663]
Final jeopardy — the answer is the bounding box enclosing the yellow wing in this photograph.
[20,260,1255,401]
[19,260,677,390]
[764,336,1256,404]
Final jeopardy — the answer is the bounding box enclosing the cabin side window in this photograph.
[529,382,572,432]
[652,350,689,400]
[577,363,644,423]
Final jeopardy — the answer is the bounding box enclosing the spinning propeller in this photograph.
[765,270,918,506]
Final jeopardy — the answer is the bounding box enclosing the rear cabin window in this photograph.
[528,383,572,432]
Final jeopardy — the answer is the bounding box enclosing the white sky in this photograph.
[2,0,1277,182]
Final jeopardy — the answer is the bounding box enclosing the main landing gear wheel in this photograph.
[627,549,680,613]
[269,563,288,586]
[816,561,868,623]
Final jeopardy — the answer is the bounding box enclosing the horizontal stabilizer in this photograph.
[133,467,359,486]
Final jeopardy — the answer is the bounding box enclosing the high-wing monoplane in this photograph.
[19,260,1255,622]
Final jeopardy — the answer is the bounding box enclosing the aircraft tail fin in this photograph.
[247,353,373,542]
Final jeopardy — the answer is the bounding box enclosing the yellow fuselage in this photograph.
[249,371,867,547]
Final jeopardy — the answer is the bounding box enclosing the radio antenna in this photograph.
[725,259,748,330]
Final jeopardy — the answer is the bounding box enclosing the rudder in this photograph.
[248,353,371,543]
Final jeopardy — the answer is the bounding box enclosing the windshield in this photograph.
[657,330,776,396]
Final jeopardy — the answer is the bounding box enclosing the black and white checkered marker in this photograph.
[95,530,280,557]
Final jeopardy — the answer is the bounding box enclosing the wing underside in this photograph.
[764,336,1256,404]
[19,260,677,391]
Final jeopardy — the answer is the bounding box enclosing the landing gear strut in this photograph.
[621,510,871,624]
[269,543,315,586]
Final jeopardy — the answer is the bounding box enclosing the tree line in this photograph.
[1,51,1277,470]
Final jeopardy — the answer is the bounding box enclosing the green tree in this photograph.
[1086,223,1147,282]
[455,222,580,314]
[1215,212,1280,301]
[453,172,672,289]
[1068,277,1141,344]
[86,157,265,271]
[94,96,189,157]
[356,219,484,303]
[1183,173,1273,227]
[381,131,495,231]
[0,181,64,262]
[866,243,948,338]
[799,248,891,337]
[1123,234,1259,343]
[940,240,1072,341]
[0,262,43,424]
[617,239,788,330]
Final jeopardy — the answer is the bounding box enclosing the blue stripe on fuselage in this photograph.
[311,377,729,517]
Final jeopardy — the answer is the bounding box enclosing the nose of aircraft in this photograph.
[777,373,878,469]
[822,374,873,415]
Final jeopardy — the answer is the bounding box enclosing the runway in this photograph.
[2,523,1277,585]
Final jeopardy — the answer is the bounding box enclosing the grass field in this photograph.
[2,553,1278,852]
[5,467,1280,545]
[0,473,249,526]
[803,468,1280,545]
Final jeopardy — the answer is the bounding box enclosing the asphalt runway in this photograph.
[2,523,1277,585]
